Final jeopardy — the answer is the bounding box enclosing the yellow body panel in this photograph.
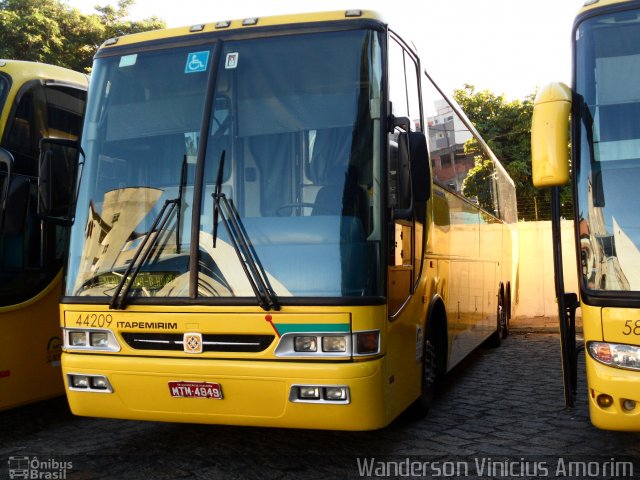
[100,10,384,49]
[63,350,387,430]
[0,273,65,410]
[579,0,634,15]
[579,303,640,430]
[0,61,87,410]
[0,60,87,137]
[61,304,393,430]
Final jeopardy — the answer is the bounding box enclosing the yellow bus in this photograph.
[0,60,87,410]
[54,10,517,430]
[532,0,640,431]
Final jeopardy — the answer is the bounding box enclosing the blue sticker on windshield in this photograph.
[185,51,209,73]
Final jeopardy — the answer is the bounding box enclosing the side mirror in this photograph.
[531,82,572,187]
[38,138,81,225]
[0,148,29,235]
[388,132,412,218]
[407,131,430,203]
[389,130,431,220]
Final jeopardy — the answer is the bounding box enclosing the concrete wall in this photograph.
[515,220,579,319]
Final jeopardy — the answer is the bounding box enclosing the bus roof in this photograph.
[579,0,635,15]
[0,59,88,88]
[98,10,385,50]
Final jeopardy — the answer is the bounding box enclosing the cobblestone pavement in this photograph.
[1,332,639,479]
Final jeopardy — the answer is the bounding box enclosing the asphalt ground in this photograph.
[1,330,639,480]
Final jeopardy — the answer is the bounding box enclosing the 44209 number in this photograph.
[75,313,113,328]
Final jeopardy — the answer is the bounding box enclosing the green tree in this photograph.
[0,0,165,72]
[454,84,572,221]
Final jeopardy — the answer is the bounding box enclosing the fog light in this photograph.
[294,336,317,352]
[91,376,109,390]
[69,331,87,347]
[322,336,347,352]
[356,331,379,354]
[597,394,614,408]
[70,375,90,389]
[298,386,320,399]
[324,386,348,401]
[90,332,109,347]
[622,399,636,412]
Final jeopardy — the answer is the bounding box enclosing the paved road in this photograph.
[1,332,639,479]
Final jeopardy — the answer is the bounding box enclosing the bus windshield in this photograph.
[575,9,640,293]
[67,29,384,301]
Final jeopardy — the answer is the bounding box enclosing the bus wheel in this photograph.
[501,291,510,339]
[486,291,505,348]
[410,335,438,416]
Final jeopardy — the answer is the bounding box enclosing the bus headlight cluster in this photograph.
[289,385,350,404]
[293,335,347,353]
[276,330,379,357]
[588,341,640,371]
[63,329,121,352]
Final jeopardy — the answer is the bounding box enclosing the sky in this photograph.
[65,0,587,100]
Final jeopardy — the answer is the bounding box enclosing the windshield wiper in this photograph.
[109,197,179,310]
[176,156,188,254]
[212,151,280,311]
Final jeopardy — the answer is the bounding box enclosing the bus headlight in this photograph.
[90,332,110,348]
[64,329,121,352]
[322,336,347,352]
[294,336,317,352]
[69,331,88,347]
[588,341,640,371]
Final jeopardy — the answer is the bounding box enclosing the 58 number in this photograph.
[623,320,640,336]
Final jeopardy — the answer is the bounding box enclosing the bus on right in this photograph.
[531,0,640,431]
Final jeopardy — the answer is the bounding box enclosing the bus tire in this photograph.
[409,335,438,417]
[502,285,510,339]
[486,288,506,348]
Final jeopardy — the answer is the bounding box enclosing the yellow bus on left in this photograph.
[0,60,88,410]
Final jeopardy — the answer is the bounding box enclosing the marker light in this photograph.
[294,336,317,352]
[242,17,258,26]
[597,394,614,408]
[322,336,347,352]
[355,331,380,355]
[588,341,640,371]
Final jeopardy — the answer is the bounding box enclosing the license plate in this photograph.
[168,381,223,399]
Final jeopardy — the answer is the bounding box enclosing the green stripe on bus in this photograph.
[274,323,350,335]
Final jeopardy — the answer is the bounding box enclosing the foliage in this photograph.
[454,84,572,221]
[0,0,165,72]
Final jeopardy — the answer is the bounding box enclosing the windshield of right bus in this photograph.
[575,9,640,292]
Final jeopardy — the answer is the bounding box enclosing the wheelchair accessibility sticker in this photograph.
[185,51,209,73]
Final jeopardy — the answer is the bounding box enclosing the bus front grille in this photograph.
[120,333,275,353]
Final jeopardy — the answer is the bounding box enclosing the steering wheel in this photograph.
[275,202,316,216]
